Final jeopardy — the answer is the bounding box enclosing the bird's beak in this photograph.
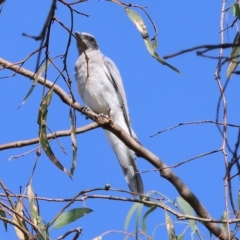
[75,32,87,53]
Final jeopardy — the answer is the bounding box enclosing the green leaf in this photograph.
[18,60,50,108]
[135,203,143,239]
[220,211,227,230]
[227,32,240,78]
[69,108,77,177]
[124,203,143,240]
[38,90,71,177]
[0,207,7,231]
[124,202,139,232]
[142,205,157,234]
[176,232,185,240]
[53,208,92,228]
[165,211,177,240]
[176,197,198,234]
[125,7,181,74]
[232,3,240,19]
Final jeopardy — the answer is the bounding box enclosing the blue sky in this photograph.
[1,0,240,239]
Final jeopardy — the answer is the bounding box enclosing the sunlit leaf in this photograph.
[165,211,177,240]
[0,206,7,231]
[18,60,50,108]
[28,182,41,227]
[92,237,102,240]
[142,205,157,234]
[125,7,181,74]
[38,90,71,177]
[27,182,48,240]
[53,208,92,228]
[176,197,198,234]
[227,32,240,78]
[69,108,77,177]
[12,201,28,240]
[220,211,227,230]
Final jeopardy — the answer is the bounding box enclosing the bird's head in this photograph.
[75,32,99,55]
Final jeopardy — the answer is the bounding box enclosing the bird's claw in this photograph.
[98,108,111,119]
[81,106,91,119]
[98,113,109,119]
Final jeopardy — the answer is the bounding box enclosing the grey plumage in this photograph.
[74,32,144,195]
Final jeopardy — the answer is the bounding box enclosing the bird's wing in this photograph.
[102,56,134,137]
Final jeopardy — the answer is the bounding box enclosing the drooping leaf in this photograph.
[69,108,77,177]
[27,182,48,240]
[53,208,92,228]
[165,211,177,240]
[124,202,139,232]
[18,60,50,108]
[220,211,227,230]
[227,32,240,78]
[125,7,181,74]
[232,3,240,19]
[176,197,198,234]
[0,206,7,231]
[176,232,185,240]
[28,182,40,227]
[124,202,143,240]
[142,205,157,234]
[38,90,71,177]
[135,203,143,239]
[12,201,28,240]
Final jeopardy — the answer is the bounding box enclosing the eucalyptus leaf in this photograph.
[53,208,92,228]
[220,211,227,230]
[18,60,50,108]
[165,211,176,240]
[38,90,71,177]
[176,197,198,234]
[125,7,181,74]
[69,108,77,177]
[0,207,7,231]
[227,32,240,78]
[232,3,240,19]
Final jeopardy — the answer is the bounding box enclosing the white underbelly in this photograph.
[75,63,120,116]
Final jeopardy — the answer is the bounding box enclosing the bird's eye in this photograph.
[90,37,94,42]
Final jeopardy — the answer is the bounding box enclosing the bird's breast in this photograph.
[75,54,120,116]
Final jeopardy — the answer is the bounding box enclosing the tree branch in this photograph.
[0,123,98,150]
[163,43,240,59]
[0,57,230,239]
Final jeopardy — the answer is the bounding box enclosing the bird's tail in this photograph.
[104,130,144,195]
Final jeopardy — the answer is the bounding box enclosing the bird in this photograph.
[74,32,144,195]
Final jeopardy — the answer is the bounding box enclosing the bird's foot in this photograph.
[81,106,91,119]
[97,108,111,119]
[98,113,109,119]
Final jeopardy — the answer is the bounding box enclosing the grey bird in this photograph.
[74,32,144,195]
